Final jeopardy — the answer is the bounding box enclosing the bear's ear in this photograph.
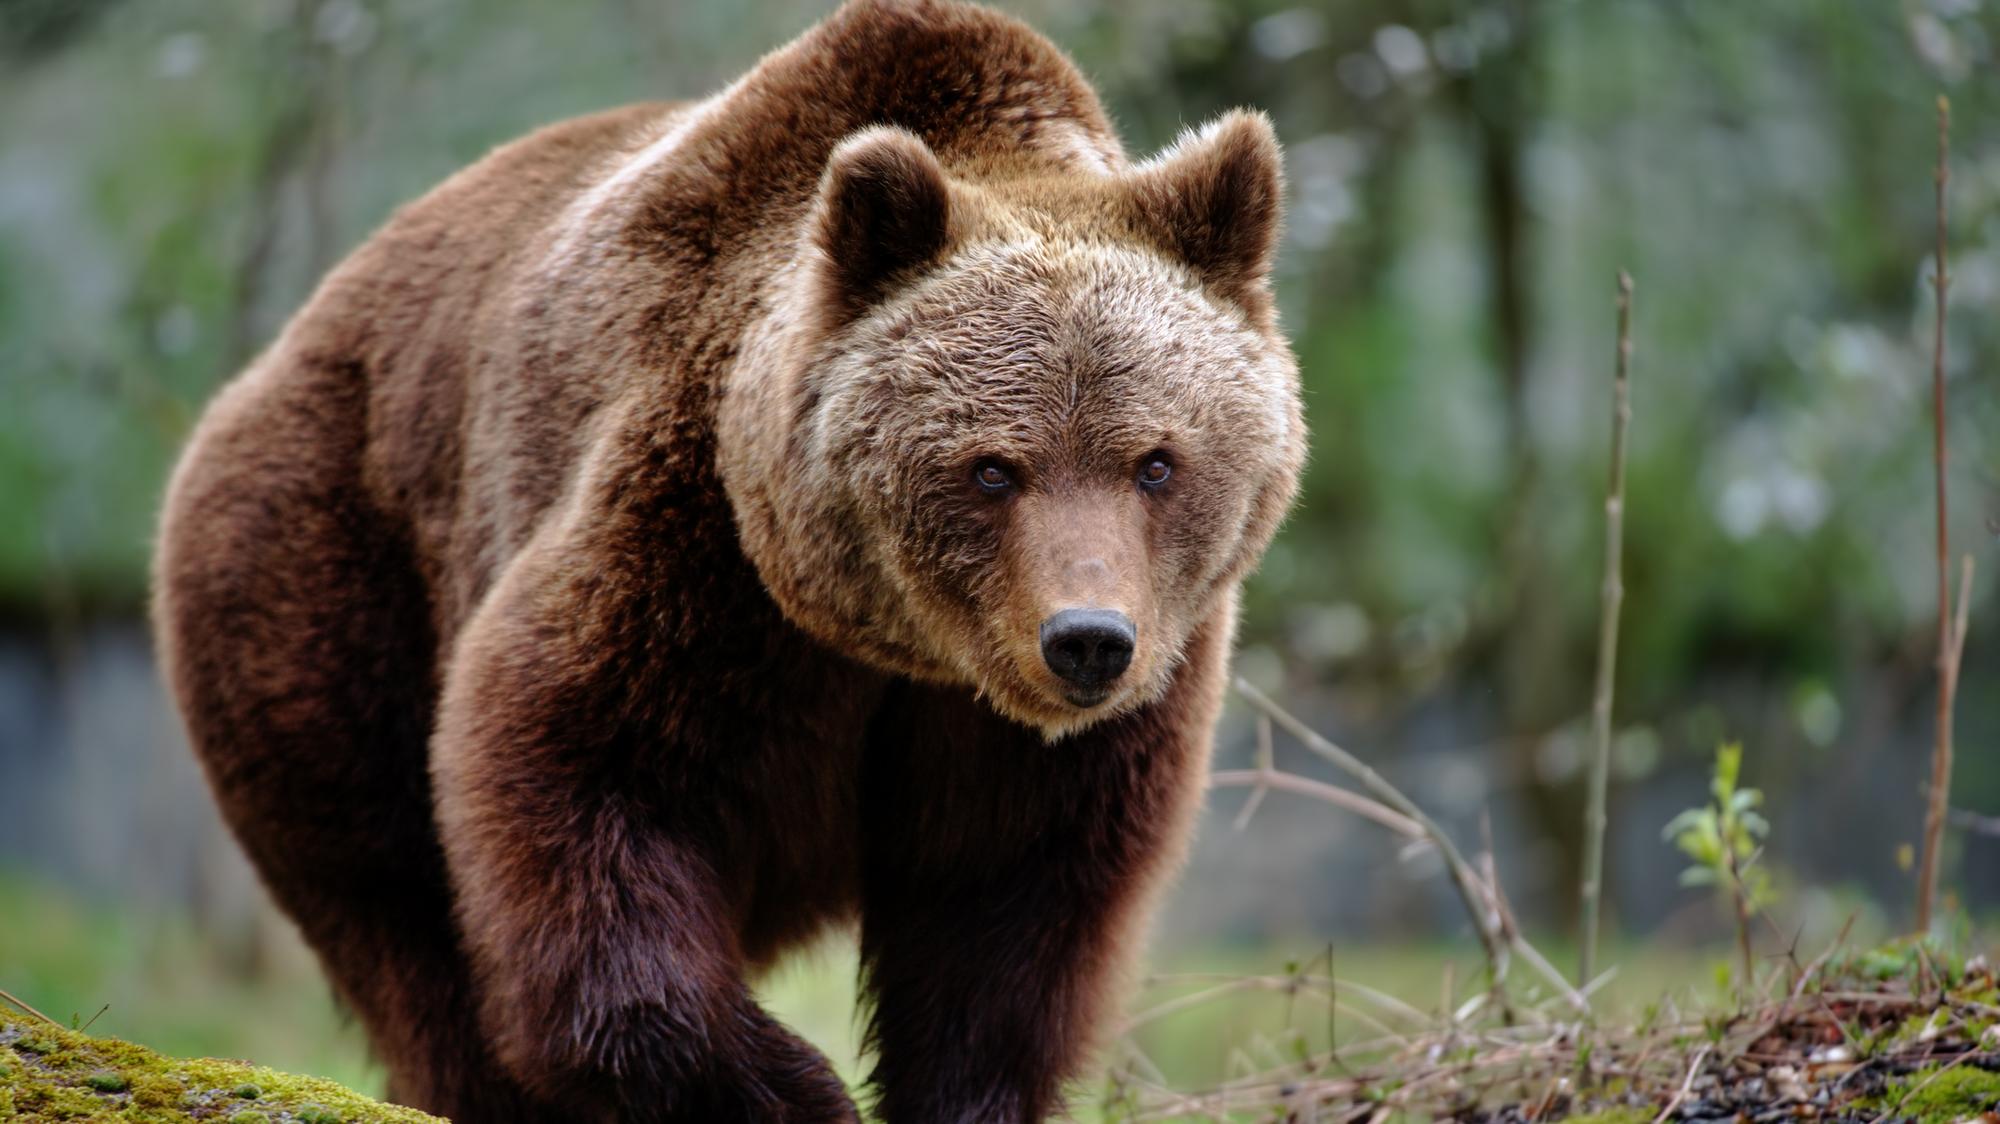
[811,126,954,323]
[1129,110,1284,318]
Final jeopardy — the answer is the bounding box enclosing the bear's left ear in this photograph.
[811,126,954,324]
[1129,110,1284,319]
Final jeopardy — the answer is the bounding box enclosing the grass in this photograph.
[0,871,381,1096]
[19,869,1989,1122]
[1115,938,1720,1093]
[2,868,1764,1119]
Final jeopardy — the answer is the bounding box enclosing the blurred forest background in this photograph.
[2,0,1997,1102]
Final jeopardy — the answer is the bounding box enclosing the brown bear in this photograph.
[151,1,1305,1121]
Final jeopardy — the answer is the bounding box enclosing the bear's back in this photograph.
[268,101,687,628]
[240,0,1131,639]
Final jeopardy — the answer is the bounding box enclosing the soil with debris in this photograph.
[1469,952,2000,1124]
[1107,943,2000,1123]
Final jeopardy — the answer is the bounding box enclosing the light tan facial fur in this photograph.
[721,113,1304,737]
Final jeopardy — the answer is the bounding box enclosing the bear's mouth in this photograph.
[1063,686,1114,709]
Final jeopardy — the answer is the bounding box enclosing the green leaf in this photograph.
[1662,808,1710,842]
[1712,742,1743,800]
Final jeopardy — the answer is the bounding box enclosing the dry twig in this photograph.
[1211,767,1424,839]
[1232,679,1510,977]
[0,985,59,1027]
[1651,1045,1712,1124]
[1228,716,1276,830]
[1231,678,1590,1013]
[1867,1048,1973,1124]
[1948,803,2000,838]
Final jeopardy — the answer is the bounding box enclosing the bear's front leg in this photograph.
[858,613,1231,1124]
[432,527,858,1124]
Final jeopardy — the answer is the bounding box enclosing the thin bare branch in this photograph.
[1229,716,1277,831]
[1949,804,2000,837]
[1211,768,1426,839]
[1950,553,1974,669]
[1581,269,1634,986]
[1868,1049,1973,1124]
[1916,94,1958,935]
[1232,679,1590,1014]
[1233,679,1509,977]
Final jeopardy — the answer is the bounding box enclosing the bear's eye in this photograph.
[973,460,1014,494]
[1138,455,1173,490]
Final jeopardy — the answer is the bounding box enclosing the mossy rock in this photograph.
[1,1015,443,1122]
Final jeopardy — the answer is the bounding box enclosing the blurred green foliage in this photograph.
[2,0,1997,903]
[0,872,379,1095]
[4,0,1994,662]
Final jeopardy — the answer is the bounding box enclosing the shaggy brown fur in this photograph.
[152,2,1305,1121]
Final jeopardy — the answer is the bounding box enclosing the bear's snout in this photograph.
[1039,608,1136,702]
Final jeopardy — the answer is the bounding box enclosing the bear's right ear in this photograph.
[811,126,954,324]
[1128,110,1284,322]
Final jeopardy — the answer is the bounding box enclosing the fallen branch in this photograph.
[1652,1045,1712,1124]
[1868,1049,1974,1124]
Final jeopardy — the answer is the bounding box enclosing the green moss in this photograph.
[1561,1107,1653,1124]
[1847,937,1959,987]
[1955,984,2000,1007]
[130,1071,183,1108]
[24,1081,104,1117]
[1864,1064,2000,1123]
[1,1015,444,1122]
[1882,1010,1950,1051]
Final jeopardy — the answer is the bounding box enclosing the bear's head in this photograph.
[721,112,1305,737]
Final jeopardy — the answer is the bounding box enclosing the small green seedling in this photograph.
[1663,742,1773,991]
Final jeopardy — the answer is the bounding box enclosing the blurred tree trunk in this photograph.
[1452,0,1590,927]
[225,0,347,369]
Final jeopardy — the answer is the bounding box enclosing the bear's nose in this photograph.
[1039,609,1135,696]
